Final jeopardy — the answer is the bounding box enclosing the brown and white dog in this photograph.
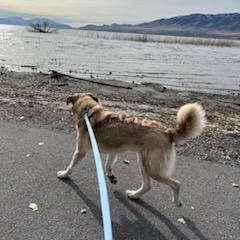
[57,92,206,207]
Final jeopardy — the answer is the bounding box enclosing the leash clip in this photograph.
[80,110,89,119]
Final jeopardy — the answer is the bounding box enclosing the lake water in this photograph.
[0,25,239,95]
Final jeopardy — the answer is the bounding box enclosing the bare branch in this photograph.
[28,21,57,33]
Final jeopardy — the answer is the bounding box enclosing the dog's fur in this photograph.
[57,92,206,207]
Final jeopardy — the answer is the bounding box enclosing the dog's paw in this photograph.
[108,175,117,184]
[172,195,182,207]
[173,198,183,208]
[126,190,140,200]
[57,170,70,179]
[175,200,183,208]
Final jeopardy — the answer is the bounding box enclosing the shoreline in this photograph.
[3,66,240,97]
[0,68,239,167]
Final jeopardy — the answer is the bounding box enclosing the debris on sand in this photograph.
[81,209,86,214]
[177,217,186,224]
[29,203,38,211]
[232,183,239,188]
[124,160,130,164]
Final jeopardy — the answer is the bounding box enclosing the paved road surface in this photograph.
[0,121,239,240]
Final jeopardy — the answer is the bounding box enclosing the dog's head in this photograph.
[66,92,101,118]
[66,92,100,106]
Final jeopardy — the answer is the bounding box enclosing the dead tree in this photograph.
[28,22,57,33]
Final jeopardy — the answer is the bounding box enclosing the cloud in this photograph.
[0,0,118,23]
[0,0,240,26]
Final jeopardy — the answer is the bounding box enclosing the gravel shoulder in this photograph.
[0,68,239,167]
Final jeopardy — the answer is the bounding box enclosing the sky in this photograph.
[0,0,240,27]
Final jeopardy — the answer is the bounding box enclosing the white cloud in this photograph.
[0,0,239,26]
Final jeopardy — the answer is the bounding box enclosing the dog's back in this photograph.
[93,112,171,153]
[71,95,205,155]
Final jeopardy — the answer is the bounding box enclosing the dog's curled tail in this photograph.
[173,103,206,143]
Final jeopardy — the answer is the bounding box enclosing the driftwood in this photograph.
[50,70,133,90]
[21,65,37,70]
[141,82,166,92]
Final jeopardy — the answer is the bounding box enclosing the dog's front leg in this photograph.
[57,150,86,178]
[57,136,88,179]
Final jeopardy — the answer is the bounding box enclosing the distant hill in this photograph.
[80,13,240,40]
[0,17,71,29]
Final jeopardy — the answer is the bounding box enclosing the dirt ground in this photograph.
[0,68,239,167]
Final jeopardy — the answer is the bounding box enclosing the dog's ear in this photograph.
[87,93,100,103]
[66,94,80,105]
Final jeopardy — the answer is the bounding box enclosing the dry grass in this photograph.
[116,34,239,47]
[82,31,240,47]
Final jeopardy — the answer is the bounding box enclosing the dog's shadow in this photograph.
[61,178,208,240]
[120,192,209,240]
[61,178,102,220]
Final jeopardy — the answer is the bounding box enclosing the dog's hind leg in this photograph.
[153,175,182,207]
[126,153,151,199]
[57,137,88,179]
[105,154,118,184]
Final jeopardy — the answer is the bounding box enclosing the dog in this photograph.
[57,92,206,207]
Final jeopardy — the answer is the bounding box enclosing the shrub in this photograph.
[28,22,57,33]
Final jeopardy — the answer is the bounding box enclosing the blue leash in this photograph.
[84,113,113,240]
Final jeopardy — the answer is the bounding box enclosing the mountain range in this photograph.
[80,13,240,39]
[0,17,71,29]
[1,14,240,39]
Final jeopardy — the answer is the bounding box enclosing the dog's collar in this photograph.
[80,110,89,119]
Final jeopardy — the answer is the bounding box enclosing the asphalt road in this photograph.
[0,121,239,240]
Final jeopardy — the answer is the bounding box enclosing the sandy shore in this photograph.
[0,68,239,167]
